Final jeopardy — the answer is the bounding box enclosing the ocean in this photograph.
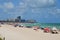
[19,23,60,29]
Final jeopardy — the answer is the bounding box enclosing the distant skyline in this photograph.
[0,0,60,23]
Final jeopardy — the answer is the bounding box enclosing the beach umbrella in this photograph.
[51,27,59,34]
[44,27,50,32]
[52,27,58,30]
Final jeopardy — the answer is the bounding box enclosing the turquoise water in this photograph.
[20,23,60,29]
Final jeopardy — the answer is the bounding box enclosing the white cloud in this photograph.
[22,0,56,7]
[4,2,14,9]
[31,7,60,18]
[0,5,2,8]
[48,0,55,5]
[2,2,15,13]
[56,9,60,13]
[1,2,27,16]
[32,8,42,13]
[47,8,60,18]
[19,2,27,8]
[47,7,57,14]
[0,0,57,18]
[2,0,56,14]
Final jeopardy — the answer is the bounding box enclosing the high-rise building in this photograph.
[15,16,21,22]
[21,19,26,23]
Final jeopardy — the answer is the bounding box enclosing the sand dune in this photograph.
[0,24,60,40]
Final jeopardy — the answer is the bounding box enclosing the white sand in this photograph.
[0,24,60,40]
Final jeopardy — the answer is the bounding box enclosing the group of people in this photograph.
[33,26,59,34]
[13,23,59,34]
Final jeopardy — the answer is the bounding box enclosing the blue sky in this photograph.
[0,0,60,23]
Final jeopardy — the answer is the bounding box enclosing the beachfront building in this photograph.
[14,16,36,23]
[0,16,37,23]
[21,19,26,23]
[6,18,15,22]
[26,19,36,23]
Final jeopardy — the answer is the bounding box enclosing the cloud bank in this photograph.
[3,2,14,9]
[23,0,56,7]
[0,0,60,20]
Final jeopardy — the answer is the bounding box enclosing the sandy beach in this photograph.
[0,24,60,40]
